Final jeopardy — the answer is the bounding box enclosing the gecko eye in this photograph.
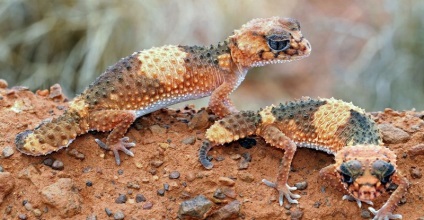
[266,35,290,52]
[372,160,395,184]
[339,160,362,185]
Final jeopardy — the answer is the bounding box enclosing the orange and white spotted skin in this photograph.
[199,97,409,220]
[15,17,311,165]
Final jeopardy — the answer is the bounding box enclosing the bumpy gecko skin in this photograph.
[15,17,311,165]
[199,97,409,220]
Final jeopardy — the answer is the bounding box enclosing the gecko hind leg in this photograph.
[89,110,137,165]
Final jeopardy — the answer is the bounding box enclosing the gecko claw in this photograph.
[95,137,136,165]
[342,195,373,208]
[262,179,300,206]
[369,207,402,220]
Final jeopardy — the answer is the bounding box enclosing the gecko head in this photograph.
[335,147,397,202]
[228,17,311,68]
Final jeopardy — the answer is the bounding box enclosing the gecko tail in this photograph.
[205,110,260,144]
[199,140,213,169]
[15,111,83,156]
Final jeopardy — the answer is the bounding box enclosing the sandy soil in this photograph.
[0,83,423,220]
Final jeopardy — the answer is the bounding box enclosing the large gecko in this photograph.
[199,97,409,220]
[15,17,311,165]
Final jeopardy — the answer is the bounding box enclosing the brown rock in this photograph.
[408,144,424,157]
[378,124,410,144]
[188,110,210,130]
[41,178,82,218]
[208,200,241,220]
[219,177,235,186]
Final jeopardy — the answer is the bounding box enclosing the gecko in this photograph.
[199,97,409,220]
[15,17,311,165]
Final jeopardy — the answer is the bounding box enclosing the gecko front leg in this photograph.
[89,110,137,165]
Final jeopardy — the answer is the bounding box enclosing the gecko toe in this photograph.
[262,179,300,205]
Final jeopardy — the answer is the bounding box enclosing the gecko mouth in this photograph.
[251,54,310,67]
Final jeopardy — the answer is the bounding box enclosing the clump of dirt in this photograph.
[0,82,423,219]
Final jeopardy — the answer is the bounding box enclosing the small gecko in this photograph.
[15,17,311,165]
[199,97,409,220]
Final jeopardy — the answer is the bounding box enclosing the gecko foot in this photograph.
[342,195,373,208]
[369,207,402,220]
[262,179,300,205]
[95,137,135,165]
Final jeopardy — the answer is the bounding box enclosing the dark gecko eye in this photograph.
[372,160,395,184]
[339,160,362,185]
[266,35,290,52]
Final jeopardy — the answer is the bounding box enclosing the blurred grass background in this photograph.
[0,0,423,111]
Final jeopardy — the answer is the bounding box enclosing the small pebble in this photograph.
[222,187,237,199]
[291,209,303,220]
[238,159,249,170]
[115,194,127,204]
[164,183,170,191]
[219,177,235,186]
[238,172,254,183]
[149,125,166,134]
[105,208,113,216]
[33,209,42,217]
[43,158,54,167]
[86,214,97,220]
[410,167,422,179]
[86,181,93,187]
[2,146,14,158]
[136,194,146,203]
[399,197,407,205]
[361,209,371,219]
[51,160,64,170]
[241,152,251,162]
[215,155,225,161]
[0,165,3,172]
[113,211,125,220]
[24,202,33,211]
[143,201,153,209]
[18,214,27,220]
[284,203,291,210]
[213,188,226,199]
[127,181,140,189]
[67,149,85,160]
[294,181,308,190]
[117,169,124,175]
[182,136,196,145]
[169,171,180,179]
[150,160,164,168]
[186,172,196,182]
[157,188,165,196]
[230,154,241,160]
[313,201,321,208]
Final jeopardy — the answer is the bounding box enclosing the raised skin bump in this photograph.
[200,97,409,220]
[15,17,311,165]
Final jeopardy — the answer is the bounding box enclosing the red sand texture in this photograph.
[0,83,423,219]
